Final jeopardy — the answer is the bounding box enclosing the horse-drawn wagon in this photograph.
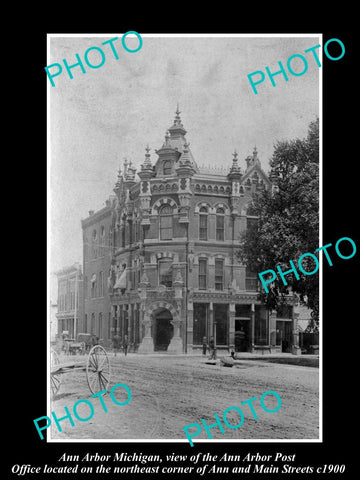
[50,345,110,398]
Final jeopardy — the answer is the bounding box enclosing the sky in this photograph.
[48,33,321,290]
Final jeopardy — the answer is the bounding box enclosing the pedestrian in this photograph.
[202,336,207,356]
[113,334,121,357]
[209,336,216,360]
[123,335,128,356]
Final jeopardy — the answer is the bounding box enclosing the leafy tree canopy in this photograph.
[238,118,319,331]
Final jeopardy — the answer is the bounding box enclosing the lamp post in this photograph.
[213,320,217,359]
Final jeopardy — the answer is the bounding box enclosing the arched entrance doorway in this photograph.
[153,308,174,351]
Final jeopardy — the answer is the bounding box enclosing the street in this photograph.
[49,353,319,441]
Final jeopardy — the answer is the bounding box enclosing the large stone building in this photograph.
[80,107,298,354]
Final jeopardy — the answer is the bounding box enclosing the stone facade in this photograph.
[81,107,298,354]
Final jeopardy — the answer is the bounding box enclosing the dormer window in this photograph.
[163,160,172,175]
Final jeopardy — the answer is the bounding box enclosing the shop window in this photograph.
[214,304,228,345]
[193,303,208,345]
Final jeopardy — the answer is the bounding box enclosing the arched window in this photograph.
[199,206,208,240]
[159,204,173,240]
[216,207,225,241]
[163,160,172,175]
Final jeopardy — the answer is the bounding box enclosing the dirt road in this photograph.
[49,353,319,442]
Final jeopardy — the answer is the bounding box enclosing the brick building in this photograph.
[81,107,298,354]
[55,263,83,340]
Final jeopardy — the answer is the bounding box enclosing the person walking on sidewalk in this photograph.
[209,336,216,360]
[123,335,129,356]
[202,336,207,356]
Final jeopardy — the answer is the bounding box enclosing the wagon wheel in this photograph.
[86,345,111,394]
[50,349,61,398]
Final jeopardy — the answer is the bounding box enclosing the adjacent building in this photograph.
[80,107,298,354]
[55,263,83,340]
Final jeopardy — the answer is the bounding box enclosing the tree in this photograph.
[237,118,319,331]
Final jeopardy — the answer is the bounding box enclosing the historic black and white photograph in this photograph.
[47,34,321,443]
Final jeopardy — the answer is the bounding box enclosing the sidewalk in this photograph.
[110,350,319,367]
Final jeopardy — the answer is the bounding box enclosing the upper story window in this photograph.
[91,274,97,298]
[199,206,208,240]
[215,258,224,291]
[121,216,126,247]
[163,160,172,175]
[159,258,173,287]
[216,207,225,241]
[159,205,173,240]
[98,271,104,297]
[100,225,105,256]
[108,226,113,254]
[92,229,98,258]
[198,258,207,290]
[84,276,88,299]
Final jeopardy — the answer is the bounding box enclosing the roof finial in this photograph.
[174,103,182,126]
[143,144,152,167]
[229,149,242,176]
[115,165,123,187]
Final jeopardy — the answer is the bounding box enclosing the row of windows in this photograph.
[58,291,78,312]
[193,303,268,346]
[84,271,105,299]
[84,312,109,339]
[86,206,228,257]
[158,258,225,290]
[91,225,107,259]
[159,205,226,241]
[85,260,258,297]
[199,206,225,241]
[83,308,142,343]
[84,259,225,294]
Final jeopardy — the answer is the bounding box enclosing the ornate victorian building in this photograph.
[81,107,298,354]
